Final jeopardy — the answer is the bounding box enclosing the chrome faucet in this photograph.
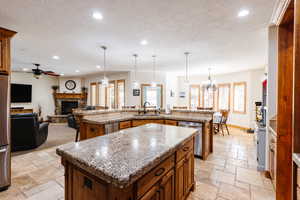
[143,101,151,114]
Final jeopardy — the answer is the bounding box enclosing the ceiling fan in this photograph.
[30,63,60,79]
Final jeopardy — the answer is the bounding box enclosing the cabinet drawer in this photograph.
[132,120,164,127]
[165,120,178,126]
[137,155,175,199]
[86,124,104,139]
[176,138,193,162]
[119,121,131,130]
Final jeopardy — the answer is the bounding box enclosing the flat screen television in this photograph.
[11,84,32,103]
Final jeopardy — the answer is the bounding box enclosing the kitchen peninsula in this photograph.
[57,124,196,200]
[75,109,214,160]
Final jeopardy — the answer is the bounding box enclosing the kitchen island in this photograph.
[57,124,196,200]
[78,112,213,160]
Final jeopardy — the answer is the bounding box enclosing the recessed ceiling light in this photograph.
[96,65,102,69]
[92,12,103,20]
[238,9,249,17]
[140,40,148,45]
[22,68,29,71]
[75,70,80,73]
[52,55,60,60]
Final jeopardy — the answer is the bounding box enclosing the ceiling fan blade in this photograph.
[43,71,60,76]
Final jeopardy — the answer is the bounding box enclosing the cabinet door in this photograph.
[0,38,9,74]
[184,151,194,194]
[140,185,160,200]
[159,170,175,200]
[86,124,105,139]
[175,159,185,200]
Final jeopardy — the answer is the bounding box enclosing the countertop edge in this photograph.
[293,153,300,167]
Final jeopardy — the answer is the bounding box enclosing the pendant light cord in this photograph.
[152,55,156,81]
[101,46,107,80]
[184,52,190,82]
[133,54,138,80]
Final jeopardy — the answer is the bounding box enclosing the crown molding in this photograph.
[270,0,292,25]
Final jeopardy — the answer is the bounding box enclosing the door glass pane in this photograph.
[218,85,230,110]
[234,83,246,113]
[90,83,97,106]
[106,82,115,109]
[117,81,125,108]
[203,89,214,108]
[98,83,106,107]
[190,86,200,109]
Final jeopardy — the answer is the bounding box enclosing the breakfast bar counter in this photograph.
[79,112,213,160]
[57,124,197,200]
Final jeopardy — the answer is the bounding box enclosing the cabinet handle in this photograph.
[83,177,93,190]
[183,146,189,152]
[155,168,165,176]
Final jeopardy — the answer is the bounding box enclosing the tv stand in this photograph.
[10,108,33,115]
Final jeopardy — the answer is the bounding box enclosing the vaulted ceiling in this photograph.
[0,0,276,76]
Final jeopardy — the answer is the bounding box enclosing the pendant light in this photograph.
[151,55,157,87]
[132,54,139,89]
[184,52,190,84]
[202,68,217,91]
[101,46,109,87]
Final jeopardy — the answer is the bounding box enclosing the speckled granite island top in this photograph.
[56,124,196,188]
[82,113,212,125]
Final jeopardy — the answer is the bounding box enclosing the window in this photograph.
[141,84,163,108]
[98,82,106,107]
[106,81,115,109]
[217,83,230,110]
[233,82,247,113]
[189,85,201,109]
[117,80,125,109]
[90,82,97,106]
[203,88,215,109]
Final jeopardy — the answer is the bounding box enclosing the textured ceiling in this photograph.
[0,0,275,76]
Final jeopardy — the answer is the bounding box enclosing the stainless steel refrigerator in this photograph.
[0,75,10,191]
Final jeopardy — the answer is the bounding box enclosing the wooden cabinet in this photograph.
[63,135,195,200]
[140,185,160,200]
[165,120,177,126]
[132,120,164,127]
[119,120,131,130]
[80,122,105,140]
[0,28,16,75]
[159,170,175,200]
[175,139,194,200]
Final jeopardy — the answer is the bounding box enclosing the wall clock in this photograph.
[65,80,76,91]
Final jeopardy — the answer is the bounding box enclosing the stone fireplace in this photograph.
[48,90,87,123]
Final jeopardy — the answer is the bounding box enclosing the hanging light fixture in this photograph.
[132,54,139,89]
[100,46,109,87]
[202,68,217,91]
[184,52,190,84]
[151,55,157,87]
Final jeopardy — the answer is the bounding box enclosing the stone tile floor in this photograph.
[0,127,275,200]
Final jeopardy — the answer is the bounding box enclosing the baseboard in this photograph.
[227,124,249,131]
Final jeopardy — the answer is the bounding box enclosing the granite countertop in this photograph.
[56,124,196,188]
[82,113,212,125]
[73,108,215,116]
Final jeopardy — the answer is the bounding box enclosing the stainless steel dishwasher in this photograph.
[178,121,202,158]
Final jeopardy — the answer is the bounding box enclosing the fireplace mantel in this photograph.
[54,93,85,100]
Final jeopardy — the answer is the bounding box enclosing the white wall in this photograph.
[174,69,265,128]
[11,72,59,118]
[59,77,82,93]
